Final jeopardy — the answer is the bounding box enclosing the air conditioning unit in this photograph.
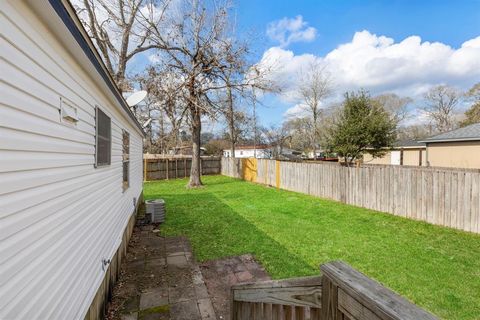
[145,199,166,223]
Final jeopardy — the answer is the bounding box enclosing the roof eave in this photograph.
[419,137,480,143]
[396,145,426,149]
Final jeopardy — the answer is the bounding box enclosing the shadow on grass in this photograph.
[146,191,316,279]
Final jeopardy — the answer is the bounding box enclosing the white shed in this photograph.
[1,0,144,319]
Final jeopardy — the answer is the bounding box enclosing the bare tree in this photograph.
[218,41,249,159]
[136,67,188,153]
[218,36,279,159]
[283,117,313,155]
[261,124,291,159]
[75,0,170,91]
[141,0,276,187]
[423,85,461,133]
[223,109,252,149]
[466,83,480,102]
[397,124,433,140]
[297,61,333,158]
[139,0,240,187]
[78,0,275,186]
[460,83,480,127]
[372,93,412,125]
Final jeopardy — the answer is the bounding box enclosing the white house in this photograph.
[223,145,271,158]
[1,1,144,319]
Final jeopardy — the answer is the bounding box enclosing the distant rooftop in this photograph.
[419,123,480,143]
[394,140,426,148]
[230,144,270,150]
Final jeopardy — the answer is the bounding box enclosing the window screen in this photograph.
[122,130,130,190]
[95,107,111,167]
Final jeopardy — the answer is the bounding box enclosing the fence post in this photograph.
[144,157,147,182]
[275,160,281,189]
[166,159,169,180]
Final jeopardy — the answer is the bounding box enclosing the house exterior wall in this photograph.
[403,149,426,166]
[363,152,391,165]
[0,1,143,319]
[364,149,425,166]
[426,141,480,169]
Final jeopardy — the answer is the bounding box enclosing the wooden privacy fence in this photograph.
[231,261,437,320]
[221,157,480,234]
[144,156,221,181]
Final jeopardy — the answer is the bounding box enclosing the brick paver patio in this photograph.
[108,225,214,320]
[108,224,270,320]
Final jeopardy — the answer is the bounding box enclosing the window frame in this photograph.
[95,106,112,168]
[122,129,130,191]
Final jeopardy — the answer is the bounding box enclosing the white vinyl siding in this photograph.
[0,1,143,319]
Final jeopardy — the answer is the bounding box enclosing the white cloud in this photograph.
[259,47,320,101]
[259,30,480,119]
[266,15,317,48]
[283,103,310,118]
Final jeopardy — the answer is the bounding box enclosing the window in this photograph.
[122,130,130,190]
[95,107,111,167]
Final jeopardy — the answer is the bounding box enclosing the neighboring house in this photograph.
[1,1,144,319]
[304,150,323,159]
[303,150,339,161]
[419,123,480,169]
[223,145,302,159]
[274,147,303,161]
[223,144,271,158]
[363,140,426,166]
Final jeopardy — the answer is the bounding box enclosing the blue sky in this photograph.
[229,0,480,127]
[122,0,480,130]
[237,0,480,54]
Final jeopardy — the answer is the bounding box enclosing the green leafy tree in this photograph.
[460,83,480,127]
[326,90,396,166]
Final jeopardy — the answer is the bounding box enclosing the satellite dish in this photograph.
[142,118,152,128]
[126,90,147,107]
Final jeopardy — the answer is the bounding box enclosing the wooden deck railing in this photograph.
[231,276,323,320]
[231,261,438,320]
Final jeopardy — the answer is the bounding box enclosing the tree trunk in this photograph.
[188,105,203,187]
[227,86,236,158]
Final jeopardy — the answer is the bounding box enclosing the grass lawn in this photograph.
[145,175,480,319]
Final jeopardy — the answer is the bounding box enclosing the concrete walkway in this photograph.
[111,226,216,320]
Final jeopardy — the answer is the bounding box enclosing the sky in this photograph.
[116,0,480,131]
[227,0,480,127]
